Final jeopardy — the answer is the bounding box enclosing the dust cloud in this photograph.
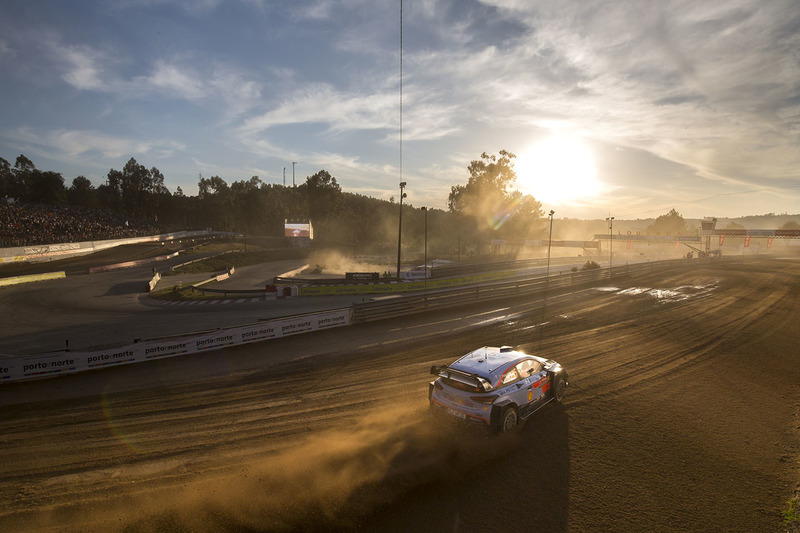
[305,250,391,276]
[29,406,518,533]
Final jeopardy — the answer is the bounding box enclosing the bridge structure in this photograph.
[593,218,800,254]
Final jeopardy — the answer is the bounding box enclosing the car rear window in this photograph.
[442,377,483,393]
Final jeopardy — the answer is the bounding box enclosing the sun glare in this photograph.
[514,136,600,205]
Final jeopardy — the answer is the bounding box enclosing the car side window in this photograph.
[502,368,519,385]
[516,359,542,378]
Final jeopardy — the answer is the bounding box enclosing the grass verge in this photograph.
[786,488,800,532]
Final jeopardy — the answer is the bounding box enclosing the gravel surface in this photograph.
[0,256,798,532]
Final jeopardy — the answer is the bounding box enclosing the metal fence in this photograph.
[351,259,691,323]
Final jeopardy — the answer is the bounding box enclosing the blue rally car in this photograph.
[428,346,568,433]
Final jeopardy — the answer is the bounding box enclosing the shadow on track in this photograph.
[351,404,571,532]
[75,404,570,533]
[102,280,149,296]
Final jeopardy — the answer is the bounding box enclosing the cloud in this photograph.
[207,64,263,121]
[239,84,395,134]
[0,40,15,61]
[55,44,109,91]
[6,127,184,161]
[146,61,207,100]
[463,2,800,190]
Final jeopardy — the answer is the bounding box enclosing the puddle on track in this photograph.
[595,282,719,303]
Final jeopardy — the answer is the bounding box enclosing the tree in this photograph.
[0,157,12,198]
[298,170,341,221]
[119,158,152,213]
[230,176,264,233]
[30,170,66,204]
[779,220,800,231]
[198,175,230,199]
[448,150,517,216]
[12,154,36,200]
[723,221,746,230]
[448,150,544,248]
[648,209,689,235]
[68,176,96,207]
[197,174,232,230]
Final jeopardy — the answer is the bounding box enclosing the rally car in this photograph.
[428,346,568,433]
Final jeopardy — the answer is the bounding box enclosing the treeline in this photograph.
[5,148,615,256]
[1,154,519,255]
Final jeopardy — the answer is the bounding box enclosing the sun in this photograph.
[514,136,600,205]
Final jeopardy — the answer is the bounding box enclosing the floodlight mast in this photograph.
[606,215,615,269]
[396,181,407,279]
[547,210,555,277]
[422,206,428,291]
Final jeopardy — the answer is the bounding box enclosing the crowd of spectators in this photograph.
[0,200,160,248]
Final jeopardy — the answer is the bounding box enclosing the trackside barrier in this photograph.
[0,258,706,383]
[0,308,352,383]
[169,249,240,271]
[297,271,517,297]
[146,273,161,292]
[0,271,66,287]
[351,260,690,323]
[89,252,180,273]
[0,230,214,264]
[191,266,236,291]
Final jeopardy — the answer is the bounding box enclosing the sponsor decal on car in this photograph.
[446,408,466,420]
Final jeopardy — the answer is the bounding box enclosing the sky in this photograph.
[0,0,798,220]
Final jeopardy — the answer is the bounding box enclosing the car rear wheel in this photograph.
[553,377,566,403]
[500,406,518,433]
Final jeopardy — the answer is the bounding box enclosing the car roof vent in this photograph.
[499,345,514,352]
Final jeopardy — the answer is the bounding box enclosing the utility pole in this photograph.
[282,166,285,186]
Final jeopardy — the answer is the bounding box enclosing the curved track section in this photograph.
[0,247,332,355]
[1,256,798,532]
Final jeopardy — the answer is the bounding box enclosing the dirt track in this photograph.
[0,256,798,532]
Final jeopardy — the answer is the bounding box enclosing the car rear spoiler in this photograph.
[430,365,493,392]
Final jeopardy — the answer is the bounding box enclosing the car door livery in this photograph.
[516,359,548,418]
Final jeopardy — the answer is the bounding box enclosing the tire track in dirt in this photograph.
[1,257,799,532]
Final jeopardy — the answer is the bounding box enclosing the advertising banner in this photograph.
[0,308,354,383]
[345,272,380,281]
[284,222,313,238]
[140,339,194,360]
[16,352,85,380]
[85,346,139,369]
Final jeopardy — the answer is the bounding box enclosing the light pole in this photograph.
[396,182,407,279]
[606,215,615,269]
[547,210,555,277]
[422,206,428,291]
[292,161,297,187]
[282,166,286,186]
